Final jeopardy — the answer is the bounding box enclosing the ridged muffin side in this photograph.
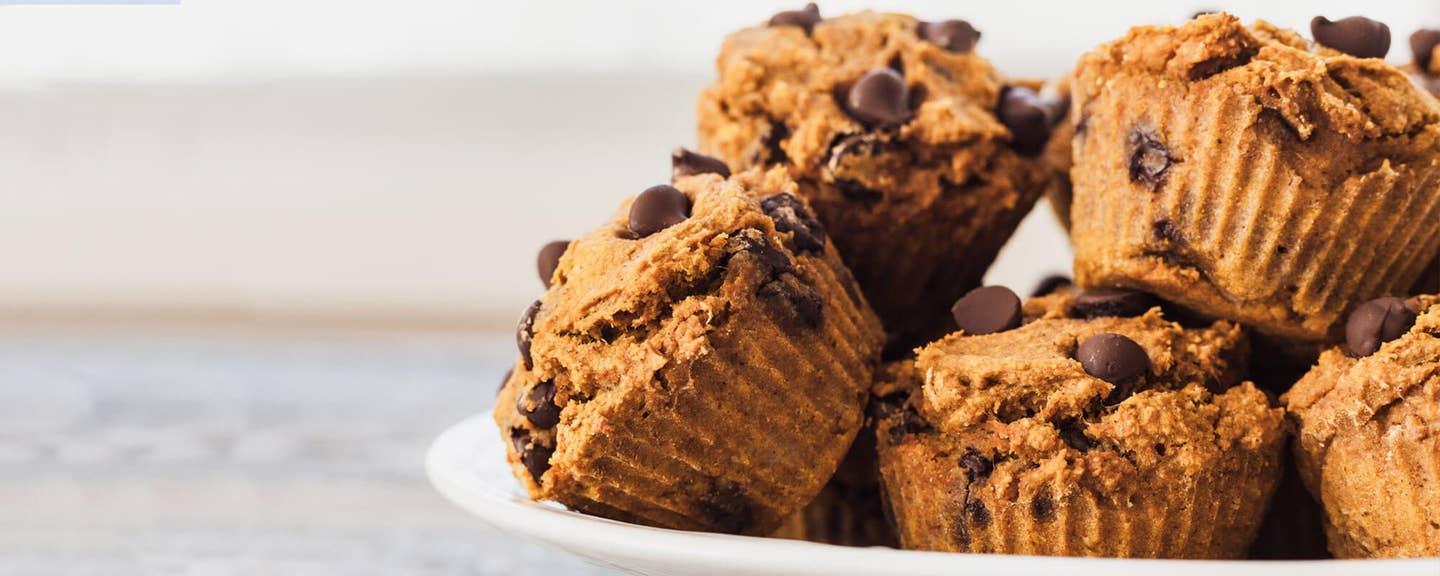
[495,167,885,535]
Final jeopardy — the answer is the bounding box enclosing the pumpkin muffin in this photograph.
[496,156,885,535]
[877,287,1285,558]
[698,6,1069,351]
[1070,14,1440,344]
[1283,294,1440,557]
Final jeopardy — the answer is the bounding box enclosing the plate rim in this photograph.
[426,411,1439,576]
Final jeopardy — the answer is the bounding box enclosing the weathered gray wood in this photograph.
[0,328,618,575]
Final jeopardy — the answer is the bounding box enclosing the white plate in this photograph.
[427,412,1440,576]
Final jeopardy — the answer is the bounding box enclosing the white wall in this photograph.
[1,0,1435,326]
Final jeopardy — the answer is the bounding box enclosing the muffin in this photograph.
[877,287,1286,558]
[772,361,917,547]
[698,7,1069,350]
[1283,294,1440,557]
[496,157,885,535]
[1409,30,1440,296]
[1070,14,1440,344]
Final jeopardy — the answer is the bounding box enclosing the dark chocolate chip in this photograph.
[1058,420,1093,451]
[1188,46,1257,81]
[1031,274,1073,297]
[950,285,1022,336]
[1077,333,1150,385]
[520,441,554,482]
[762,121,790,164]
[518,380,561,429]
[1311,16,1391,59]
[517,300,541,369]
[627,184,690,238]
[997,86,1056,157]
[1030,490,1056,522]
[1128,129,1173,191]
[760,193,826,253]
[844,68,913,129]
[509,427,531,454]
[1069,289,1160,319]
[917,19,980,53]
[728,230,793,275]
[671,148,730,180]
[768,3,821,35]
[964,499,991,527]
[759,276,824,329]
[1344,297,1418,357]
[1413,29,1440,71]
[698,480,756,534]
[959,448,993,480]
[497,367,514,397]
[537,240,568,288]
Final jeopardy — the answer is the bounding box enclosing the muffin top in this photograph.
[1076,14,1438,146]
[699,9,1067,196]
[1284,294,1440,451]
[879,289,1281,499]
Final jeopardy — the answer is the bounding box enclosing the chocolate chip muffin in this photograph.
[1408,30,1440,297]
[698,7,1069,351]
[772,360,917,547]
[495,157,885,535]
[1283,294,1440,557]
[877,286,1285,558]
[1070,13,1440,344]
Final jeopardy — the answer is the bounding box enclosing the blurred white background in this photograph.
[1,0,1434,328]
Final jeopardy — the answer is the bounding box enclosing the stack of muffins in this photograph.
[494,6,1440,560]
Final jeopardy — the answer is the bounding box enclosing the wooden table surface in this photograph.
[0,327,619,575]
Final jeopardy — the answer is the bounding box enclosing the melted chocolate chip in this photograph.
[1068,289,1159,319]
[758,276,824,329]
[964,499,991,527]
[1188,46,1257,81]
[671,148,731,180]
[1031,274,1073,297]
[537,240,568,288]
[1312,16,1391,59]
[518,380,561,429]
[728,230,793,275]
[844,68,913,129]
[959,448,993,480]
[1128,129,1174,191]
[1030,490,1056,522]
[917,19,980,53]
[1344,297,1418,357]
[997,86,1056,157]
[520,441,554,482]
[760,193,826,253]
[517,300,541,369]
[950,286,1022,336]
[768,3,821,35]
[762,121,790,164]
[627,185,690,238]
[1413,29,1440,71]
[509,427,532,454]
[1076,333,1150,385]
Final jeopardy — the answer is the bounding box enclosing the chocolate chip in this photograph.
[1069,289,1159,319]
[768,3,821,35]
[964,499,991,527]
[497,367,513,397]
[1030,491,1056,522]
[959,448,993,480]
[1077,333,1150,385]
[1128,128,1173,191]
[1344,297,1418,357]
[1058,420,1093,451]
[760,193,826,253]
[517,300,541,369]
[950,286,1022,336]
[997,86,1056,157]
[509,427,532,454]
[728,230,793,275]
[917,19,980,53]
[1031,274,1073,297]
[537,240,568,288]
[1311,16,1391,59]
[520,441,554,482]
[762,121,790,164]
[759,275,824,329]
[1413,29,1440,71]
[518,380,561,429]
[844,68,913,129]
[671,148,730,180]
[627,184,690,238]
[1188,46,1257,81]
